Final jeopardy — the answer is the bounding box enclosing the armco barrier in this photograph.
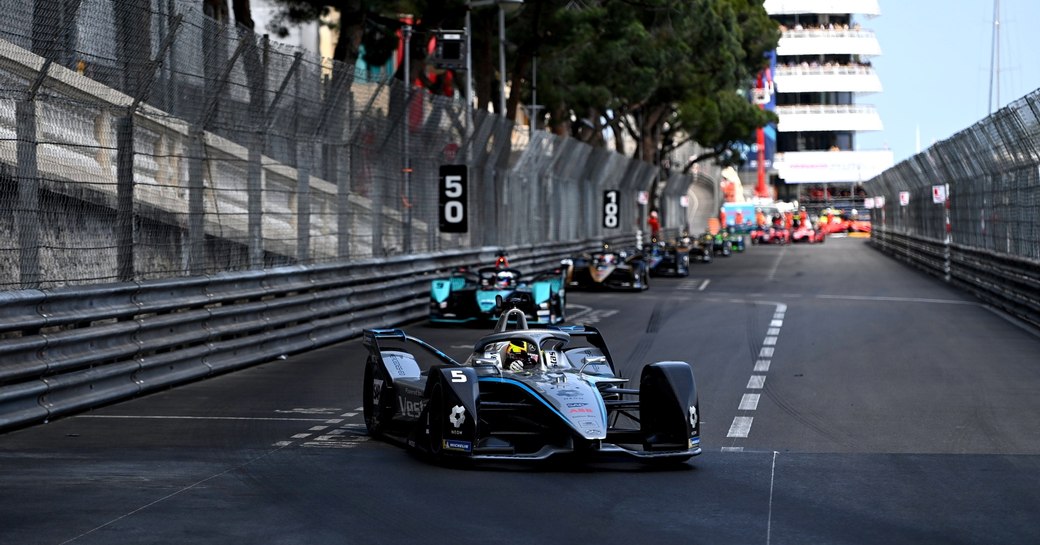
[0,238,625,432]
[870,231,1040,328]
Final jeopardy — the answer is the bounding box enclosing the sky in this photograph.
[854,0,1040,166]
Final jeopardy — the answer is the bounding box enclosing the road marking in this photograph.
[816,294,976,305]
[766,247,787,281]
[727,301,786,445]
[739,393,760,411]
[572,309,618,325]
[727,416,753,438]
[291,433,311,439]
[75,415,332,422]
[678,279,709,291]
[721,446,744,453]
[768,452,779,545]
[308,425,330,431]
[274,407,344,415]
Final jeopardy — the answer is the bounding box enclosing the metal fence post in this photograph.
[15,99,41,289]
[115,116,135,281]
[187,129,206,274]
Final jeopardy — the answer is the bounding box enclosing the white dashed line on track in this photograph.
[726,302,787,443]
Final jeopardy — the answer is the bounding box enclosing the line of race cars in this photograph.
[380,234,782,465]
[428,236,756,329]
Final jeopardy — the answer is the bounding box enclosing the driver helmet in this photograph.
[496,270,516,289]
[506,340,540,371]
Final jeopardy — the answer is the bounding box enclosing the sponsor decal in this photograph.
[398,397,426,418]
[566,402,587,408]
[449,405,467,428]
[570,408,594,414]
[555,389,581,398]
[442,439,473,452]
[689,405,698,428]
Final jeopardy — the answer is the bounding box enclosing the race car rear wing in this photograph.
[363,328,462,367]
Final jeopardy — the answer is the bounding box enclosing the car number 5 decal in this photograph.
[450,369,468,383]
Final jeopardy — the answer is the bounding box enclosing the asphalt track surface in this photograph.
[3,237,1040,545]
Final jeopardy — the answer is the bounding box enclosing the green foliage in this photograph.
[262,0,780,165]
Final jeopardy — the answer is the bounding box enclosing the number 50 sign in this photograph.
[439,165,468,233]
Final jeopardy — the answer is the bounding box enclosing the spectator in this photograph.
[648,211,660,240]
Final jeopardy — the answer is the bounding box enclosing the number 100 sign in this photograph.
[439,165,468,233]
[603,190,620,229]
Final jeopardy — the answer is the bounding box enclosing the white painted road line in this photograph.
[747,375,766,389]
[75,415,333,422]
[759,347,775,358]
[770,320,783,327]
[755,359,771,372]
[727,416,754,438]
[699,279,711,291]
[767,327,781,336]
[763,336,777,346]
[738,393,761,411]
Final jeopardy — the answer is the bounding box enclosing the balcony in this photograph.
[773,149,895,183]
[764,0,881,16]
[777,29,882,57]
[776,104,883,132]
[774,64,882,94]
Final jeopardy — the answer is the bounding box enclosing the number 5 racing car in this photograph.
[362,309,701,464]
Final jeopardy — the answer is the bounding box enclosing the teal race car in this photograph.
[429,264,567,326]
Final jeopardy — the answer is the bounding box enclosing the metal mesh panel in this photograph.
[0,0,703,289]
[866,89,1040,261]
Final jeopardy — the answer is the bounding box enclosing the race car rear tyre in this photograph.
[363,357,393,436]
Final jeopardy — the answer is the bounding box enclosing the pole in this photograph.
[498,5,506,117]
[402,21,413,253]
[465,9,473,150]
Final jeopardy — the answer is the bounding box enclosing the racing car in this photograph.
[791,222,825,243]
[429,259,567,326]
[362,309,701,463]
[562,243,650,290]
[646,240,691,277]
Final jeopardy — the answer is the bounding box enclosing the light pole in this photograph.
[466,0,523,118]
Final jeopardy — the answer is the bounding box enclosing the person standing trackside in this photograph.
[648,211,661,241]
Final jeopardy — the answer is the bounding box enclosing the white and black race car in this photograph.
[362,309,701,464]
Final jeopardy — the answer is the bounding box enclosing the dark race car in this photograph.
[562,244,649,290]
[362,309,701,464]
[646,240,691,277]
[429,264,567,326]
[704,231,732,257]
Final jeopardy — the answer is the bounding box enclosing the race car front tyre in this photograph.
[426,383,446,456]
[363,357,393,436]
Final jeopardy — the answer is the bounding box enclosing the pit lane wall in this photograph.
[865,89,1040,327]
